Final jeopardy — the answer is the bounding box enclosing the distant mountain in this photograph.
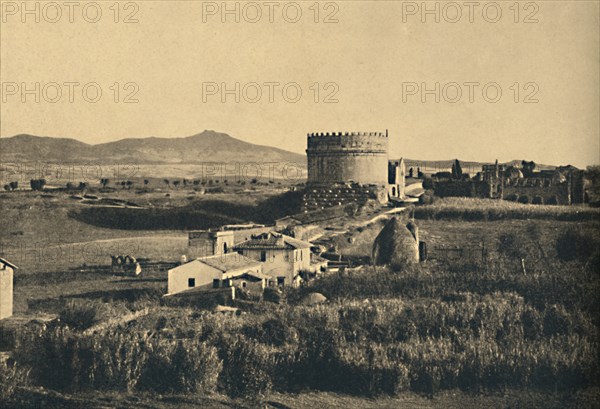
[0,131,306,166]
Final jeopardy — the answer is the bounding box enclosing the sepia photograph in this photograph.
[0,1,599,407]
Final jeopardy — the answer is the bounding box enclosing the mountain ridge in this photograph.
[0,131,306,165]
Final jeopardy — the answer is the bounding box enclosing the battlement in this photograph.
[307,131,388,138]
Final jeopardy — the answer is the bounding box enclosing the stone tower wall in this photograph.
[306,132,389,186]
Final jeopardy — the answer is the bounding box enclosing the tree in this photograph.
[144,179,149,186]
[173,180,181,189]
[9,181,18,191]
[585,165,600,205]
[126,180,133,189]
[417,168,424,178]
[451,159,463,180]
[522,160,536,177]
[79,182,88,190]
[4,184,11,191]
[30,179,46,191]
[100,178,109,188]
[408,167,414,178]
[163,179,170,188]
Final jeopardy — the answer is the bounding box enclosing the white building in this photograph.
[233,232,313,287]
[167,253,267,296]
[0,258,17,320]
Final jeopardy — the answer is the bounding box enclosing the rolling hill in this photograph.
[0,131,306,165]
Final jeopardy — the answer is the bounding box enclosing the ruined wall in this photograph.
[306,132,389,186]
[433,180,501,199]
[504,185,570,204]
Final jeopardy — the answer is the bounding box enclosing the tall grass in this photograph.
[414,198,600,221]
[7,218,600,400]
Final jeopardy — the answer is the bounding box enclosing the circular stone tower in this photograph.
[306,131,389,186]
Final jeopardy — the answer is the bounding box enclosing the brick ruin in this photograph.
[432,161,587,205]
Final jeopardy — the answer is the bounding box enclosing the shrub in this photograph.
[518,195,531,204]
[220,335,273,399]
[263,287,283,304]
[497,232,528,260]
[59,303,98,330]
[0,360,29,403]
[422,177,434,190]
[556,228,600,262]
[419,191,437,205]
[505,193,518,202]
[138,339,221,393]
[543,305,572,337]
[532,196,544,205]
[546,195,560,205]
[521,308,544,340]
[261,319,295,347]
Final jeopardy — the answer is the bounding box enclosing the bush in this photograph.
[422,177,434,190]
[220,335,273,400]
[532,196,544,205]
[261,319,295,347]
[263,287,283,304]
[543,305,572,337]
[419,191,437,205]
[518,195,531,204]
[0,360,29,403]
[556,228,600,262]
[547,195,560,205]
[139,339,221,393]
[497,232,527,260]
[58,303,98,330]
[505,193,518,202]
[521,308,544,340]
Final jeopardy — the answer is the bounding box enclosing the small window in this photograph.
[277,277,285,286]
[241,281,247,288]
[260,251,267,262]
[188,278,196,288]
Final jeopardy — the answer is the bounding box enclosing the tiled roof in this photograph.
[198,253,261,272]
[231,271,271,280]
[0,258,18,269]
[234,232,311,250]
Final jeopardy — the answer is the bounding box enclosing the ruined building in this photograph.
[302,131,404,212]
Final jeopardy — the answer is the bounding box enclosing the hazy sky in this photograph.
[1,1,598,167]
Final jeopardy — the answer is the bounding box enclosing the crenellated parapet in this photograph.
[307,131,388,138]
[306,130,389,186]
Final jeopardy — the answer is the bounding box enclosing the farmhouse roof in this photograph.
[234,232,311,250]
[0,258,18,270]
[197,253,262,272]
[231,271,271,281]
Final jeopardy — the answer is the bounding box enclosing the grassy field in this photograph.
[0,187,302,271]
[2,194,599,407]
[413,197,600,221]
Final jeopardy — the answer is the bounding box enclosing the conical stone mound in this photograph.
[372,217,419,269]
